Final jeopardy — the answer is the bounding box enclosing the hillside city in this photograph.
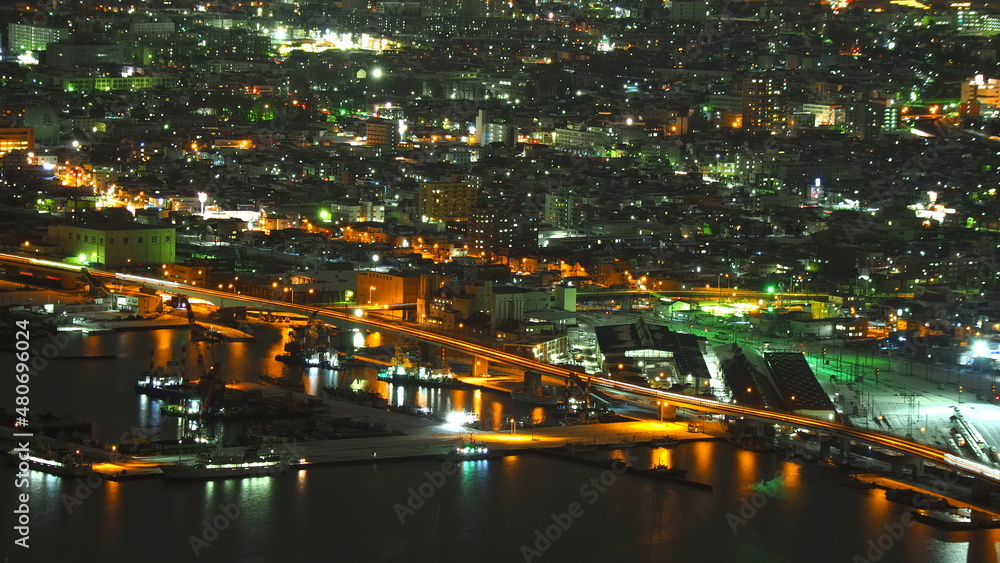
[1,0,1000,459]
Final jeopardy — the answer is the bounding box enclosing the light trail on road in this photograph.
[1,252,996,484]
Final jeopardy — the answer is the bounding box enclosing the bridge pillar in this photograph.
[971,476,993,501]
[339,330,362,352]
[728,418,760,440]
[472,356,490,377]
[417,341,433,364]
[837,437,851,463]
[218,307,247,323]
[889,455,906,478]
[657,403,677,421]
[819,437,832,460]
[888,455,924,479]
[621,297,633,311]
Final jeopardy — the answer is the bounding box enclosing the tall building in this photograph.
[46,42,125,68]
[365,118,400,146]
[844,98,886,140]
[552,126,610,154]
[357,270,421,319]
[475,110,517,147]
[669,0,708,21]
[46,222,176,268]
[543,190,596,229]
[417,181,479,222]
[468,203,513,259]
[954,7,1000,36]
[961,75,1000,117]
[0,128,34,155]
[742,73,788,133]
[7,23,65,55]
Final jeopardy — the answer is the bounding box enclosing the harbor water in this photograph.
[0,329,997,562]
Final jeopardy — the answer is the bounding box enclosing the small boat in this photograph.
[159,404,189,417]
[135,354,197,400]
[511,387,561,406]
[885,488,951,509]
[838,475,877,489]
[5,448,94,477]
[607,439,635,449]
[275,353,339,369]
[376,348,461,386]
[564,441,597,452]
[650,436,680,448]
[323,386,389,408]
[190,328,223,342]
[442,442,504,462]
[259,374,305,392]
[632,464,687,479]
[159,451,289,480]
[737,440,773,452]
[135,374,198,401]
[911,508,1000,529]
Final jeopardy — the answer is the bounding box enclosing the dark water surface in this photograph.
[0,330,995,562]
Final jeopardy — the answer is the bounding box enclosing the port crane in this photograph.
[184,306,225,413]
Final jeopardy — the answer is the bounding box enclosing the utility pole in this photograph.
[901,393,919,438]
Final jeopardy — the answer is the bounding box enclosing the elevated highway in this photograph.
[1,252,997,486]
[576,288,830,301]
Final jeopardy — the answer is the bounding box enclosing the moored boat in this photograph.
[135,374,198,401]
[885,488,951,509]
[911,508,1000,529]
[630,464,688,479]
[5,448,94,477]
[259,374,305,392]
[607,439,636,449]
[323,385,389,408]
[838,475,877,489]
[376,348,462,387]
[441,441,504,462]
[650,436,680,447]
[135,350,197,400]
[159,451,289,480]
[510,387,561,405]
[563,440,597,452]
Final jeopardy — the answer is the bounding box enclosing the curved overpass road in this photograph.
[1,254,995,485]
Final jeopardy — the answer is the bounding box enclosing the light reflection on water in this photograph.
[2,329,996,562]
[1,442,993,562]
[649,447,674,468]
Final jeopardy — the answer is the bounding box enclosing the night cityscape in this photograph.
[1,0,1000,560]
